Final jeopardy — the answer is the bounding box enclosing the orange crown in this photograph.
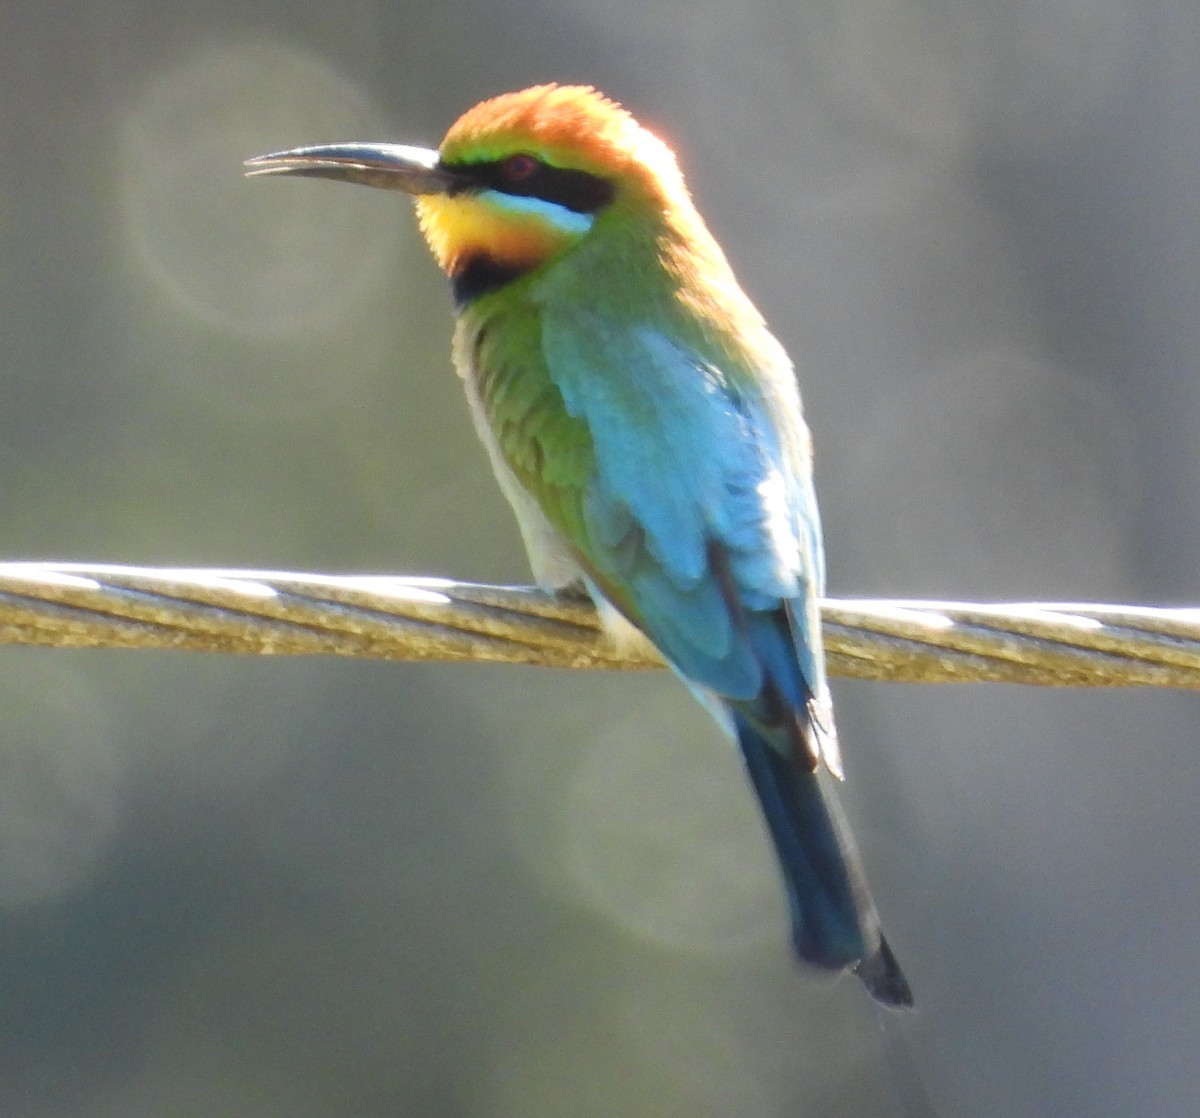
[439,84,686,206]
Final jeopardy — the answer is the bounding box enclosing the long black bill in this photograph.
[244,142,456,195]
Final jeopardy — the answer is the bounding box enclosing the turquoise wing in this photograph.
[540,304,828,723]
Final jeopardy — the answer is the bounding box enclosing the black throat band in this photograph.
[451,254,533,306]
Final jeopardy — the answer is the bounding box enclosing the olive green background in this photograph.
[2,2,1199,1115]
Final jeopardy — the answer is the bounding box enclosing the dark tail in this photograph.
[733,709,913,1009]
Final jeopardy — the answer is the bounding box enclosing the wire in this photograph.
[0,562,1197,687]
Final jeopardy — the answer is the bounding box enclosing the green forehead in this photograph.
[439,135,585,170]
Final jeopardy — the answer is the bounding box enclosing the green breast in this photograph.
[459,298,596,551]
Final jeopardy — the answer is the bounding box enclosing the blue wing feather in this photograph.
[541,306,822,703]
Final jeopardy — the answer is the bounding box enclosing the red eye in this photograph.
[501,154,539,181]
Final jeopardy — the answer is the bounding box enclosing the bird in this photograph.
[246,84,912,1008]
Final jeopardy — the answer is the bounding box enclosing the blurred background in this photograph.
[1,1,1198,1115]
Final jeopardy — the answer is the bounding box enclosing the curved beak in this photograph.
[244,142,457,195]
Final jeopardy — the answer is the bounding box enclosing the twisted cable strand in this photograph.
[1,562,1198,687]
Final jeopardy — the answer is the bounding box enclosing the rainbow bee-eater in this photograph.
[247,84,911,1007]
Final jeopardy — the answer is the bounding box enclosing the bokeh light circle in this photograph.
[561,711,781,955]
[0,656,118,908]
[118,39,407,338]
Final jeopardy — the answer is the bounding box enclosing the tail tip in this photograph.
[854,937,914,1010]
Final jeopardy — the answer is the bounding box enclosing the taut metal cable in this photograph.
[2,559,1200,690]
[0,561,1198,688]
